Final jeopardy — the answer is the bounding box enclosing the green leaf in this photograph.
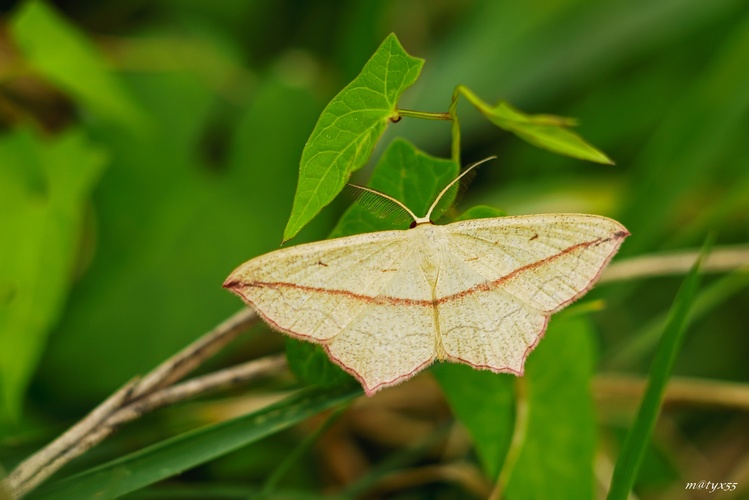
[329,138,459,238]
[32,386,361,500]
[454,205,506,222]
[436,317,597,495]
[10,0,146,129]
[503,316,597,500]
[432,364,515,480]
[285,139,458,391]
[285,338,355,389]
[0,128,107,421]
[606,243,707,500]
[283,33,424,242]
[459,86,613,164]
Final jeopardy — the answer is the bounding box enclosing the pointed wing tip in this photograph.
[222,277,241,291]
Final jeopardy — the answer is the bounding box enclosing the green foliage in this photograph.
[330,138,459,237]
[435,316,597,497]
[41,76,328,403]
[432,364,515,480]
[285,337,354,389]
[454,205,507,222]
[283,34,424,242]
[0,129,107,420]
[504,317,597,500]
[617,14,749,254]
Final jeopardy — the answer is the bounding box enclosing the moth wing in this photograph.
[435,214,628,371]
[224,230,438,393]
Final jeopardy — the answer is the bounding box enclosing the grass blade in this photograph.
[31,386,361,500]
[606,240,710,499]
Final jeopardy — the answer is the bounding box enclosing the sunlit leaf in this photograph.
[283,33,424,241]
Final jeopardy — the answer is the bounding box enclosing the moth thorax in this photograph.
[417,226,444,283]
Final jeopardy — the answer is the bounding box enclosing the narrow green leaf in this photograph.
[459,86,613,164]
[10,0,146,129]
[0,129,107,421]
[606,244,707,499]
[503,317,597,500]
[283,34,424,241]
[32,386,361,500]
[606,266,749,370]
[285,139,458,389]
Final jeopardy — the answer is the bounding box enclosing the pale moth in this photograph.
[224,162,629,395]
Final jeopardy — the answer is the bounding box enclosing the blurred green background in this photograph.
[1,0,748,498]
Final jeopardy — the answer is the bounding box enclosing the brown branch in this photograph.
[593,374,749,411]
[4,308,280,499]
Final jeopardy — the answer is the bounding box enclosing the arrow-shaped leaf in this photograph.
[283,33,424,242]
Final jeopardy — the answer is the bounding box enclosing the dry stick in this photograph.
[109,353,288,427]
[6,378,141,497]
[6,308,263,499]
[599,244,749,283]
[13,354,288,498]
[593,374,749,411]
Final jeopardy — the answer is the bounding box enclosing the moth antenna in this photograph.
[425,156,497,221]
[347,184,419,224]
[429,164,480,221]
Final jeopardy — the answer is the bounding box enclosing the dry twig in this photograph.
[593,374,749,411]
[600,244,749,283]
[3,308,289,499]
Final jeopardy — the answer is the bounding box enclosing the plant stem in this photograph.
[489,377,529,499]
[448,87,463,163]
[395,108,450,121]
